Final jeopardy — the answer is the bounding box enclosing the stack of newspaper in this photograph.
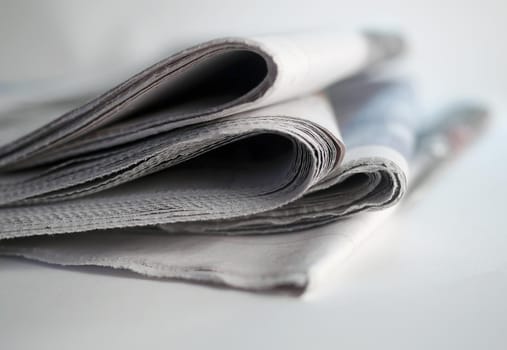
[0,31,487,293]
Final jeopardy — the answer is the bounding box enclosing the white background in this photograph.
[1,0,507,349]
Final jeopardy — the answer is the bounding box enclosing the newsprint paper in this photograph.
[0,31,487,293]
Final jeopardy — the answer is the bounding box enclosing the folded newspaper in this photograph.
[0,31,487,293]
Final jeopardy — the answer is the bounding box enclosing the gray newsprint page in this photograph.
[0,31,487,293]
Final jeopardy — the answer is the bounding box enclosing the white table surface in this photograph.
[2,117,507,350]
[1,1,507,349]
